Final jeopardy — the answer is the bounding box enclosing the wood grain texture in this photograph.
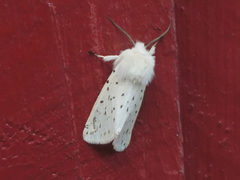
[175,0,240,179]
[0,0,183,180]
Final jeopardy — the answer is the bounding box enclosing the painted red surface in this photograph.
[175,0,240,179]
[0,1,183,180]
[3,0,239,180]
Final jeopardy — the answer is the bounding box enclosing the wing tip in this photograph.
[113,144,127,152]
[83,133,115,145]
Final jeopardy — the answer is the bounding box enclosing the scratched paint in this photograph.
[0,1,183,179]
[175,0,240,179]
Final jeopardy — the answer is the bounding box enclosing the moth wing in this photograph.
[83,71,118,144]
[112,82,146,152]
[83,68,146,151]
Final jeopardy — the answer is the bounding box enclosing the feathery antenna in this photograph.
[108,16,135,46]
[145,24,171,48]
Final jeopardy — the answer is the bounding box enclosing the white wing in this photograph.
[83,70,117,144]
[83,68,146,150]
[112,81,145,152]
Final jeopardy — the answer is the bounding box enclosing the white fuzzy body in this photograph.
[114,42,155,86]
[83,42,156,152]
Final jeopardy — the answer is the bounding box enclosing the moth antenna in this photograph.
[145,24,171,48]
[108,16,135,46]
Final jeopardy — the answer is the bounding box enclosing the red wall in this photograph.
[0,0,239,180]
[175,0,240,179]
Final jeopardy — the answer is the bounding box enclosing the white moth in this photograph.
[83,17,170,152]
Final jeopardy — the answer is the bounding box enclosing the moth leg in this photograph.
[89,51,119,61]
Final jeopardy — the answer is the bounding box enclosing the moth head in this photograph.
[108,16,171,53]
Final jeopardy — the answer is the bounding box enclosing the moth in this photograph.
[83,17,170,152]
